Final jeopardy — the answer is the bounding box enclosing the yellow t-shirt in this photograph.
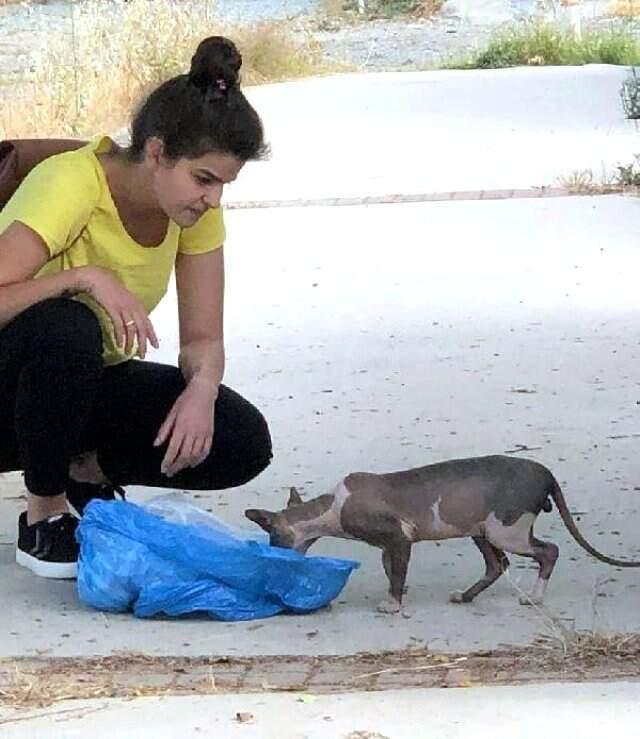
[0,135,226,365]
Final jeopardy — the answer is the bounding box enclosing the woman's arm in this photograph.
[0,222,89,329]
[0,221,158,355]
[175,246,226,396]
[152,247,225,476]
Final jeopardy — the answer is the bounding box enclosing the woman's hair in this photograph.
[127,36,267,163]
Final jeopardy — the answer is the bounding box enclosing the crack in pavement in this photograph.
[225,187,637,210]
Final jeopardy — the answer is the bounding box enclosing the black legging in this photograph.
[0,298,272,496]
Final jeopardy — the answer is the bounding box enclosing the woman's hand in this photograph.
[153,378,217,477]
[79,265,159,359]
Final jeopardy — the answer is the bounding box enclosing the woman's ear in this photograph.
[143,137,166,167]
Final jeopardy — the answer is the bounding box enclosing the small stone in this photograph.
[443,668,473,688]
[235,712,254,724]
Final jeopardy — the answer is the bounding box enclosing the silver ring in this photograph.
[125,320,135,327]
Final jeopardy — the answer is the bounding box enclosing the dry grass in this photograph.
[321,0,347,16]
[500,567,640,671]
[320,0,443,19]
[0,657,184,712]
[558,168,624,193]
[0,0,327,138]
[1,635,639,715]
[534,631,640,664]
[557,163,640,193]
[233,22,325,85]
[607,0,640,17]
[414,0,445,17]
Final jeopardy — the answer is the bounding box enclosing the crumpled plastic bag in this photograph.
[142,492,270,544]
[76,498,359,621]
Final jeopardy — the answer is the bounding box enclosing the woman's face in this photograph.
[151,146,245,227]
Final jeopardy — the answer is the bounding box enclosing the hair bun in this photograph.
[189,36,242,96]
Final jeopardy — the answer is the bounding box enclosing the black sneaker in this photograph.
[65,480,126,518]
[16,512,79,579]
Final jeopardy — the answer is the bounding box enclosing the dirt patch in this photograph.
[1,633,639,714]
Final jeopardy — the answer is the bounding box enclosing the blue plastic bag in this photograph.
[76,500,359,621]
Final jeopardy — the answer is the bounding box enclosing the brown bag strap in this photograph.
[0,139,87,211]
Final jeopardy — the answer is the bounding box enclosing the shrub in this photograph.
[616,154,640,185]
[324,0,443,18]
[621,67,640,118]
[451,22,640,69]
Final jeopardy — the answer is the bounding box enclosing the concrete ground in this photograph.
[2,682,640,738]
[4,191,640,658]
[229,65,638,200]
[1,64,639,727]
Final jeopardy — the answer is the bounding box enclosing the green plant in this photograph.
[616,154,640,186]
[621,67,640,119]
[449,22,640,70]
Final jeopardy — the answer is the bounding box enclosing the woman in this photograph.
[0,36,273,579]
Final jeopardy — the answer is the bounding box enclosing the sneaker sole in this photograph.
[66,500,82,519]
[16,548,77,579]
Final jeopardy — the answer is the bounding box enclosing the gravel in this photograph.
[306,1,639,72]
[0,0,635,85]
[307,15,500,71]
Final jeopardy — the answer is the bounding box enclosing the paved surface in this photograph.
[1,66,639,670]
[230,66,638,203]
[1,682,639,737]
[4,191,640,658]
